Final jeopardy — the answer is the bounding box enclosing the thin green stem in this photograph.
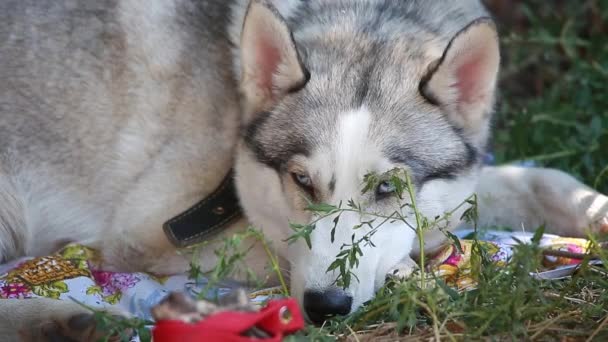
[404,170,426,288]
[593,164,608,190]
[253,229,290,296]
[507,143,598,164]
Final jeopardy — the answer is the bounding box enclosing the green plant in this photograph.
[490,0,608,193]
[287,168,477,290]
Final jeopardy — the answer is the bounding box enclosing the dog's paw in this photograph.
[598,216,608,234]
[386,257,418,282]
[20,313,133,342]
[586,194,608,235]
[590,214,608,235]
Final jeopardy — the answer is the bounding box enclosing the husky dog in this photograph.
[1,0,607,339]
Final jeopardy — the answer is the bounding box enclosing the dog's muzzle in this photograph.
[303,288,353,324]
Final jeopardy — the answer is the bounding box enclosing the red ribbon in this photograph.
[152,298,305,341]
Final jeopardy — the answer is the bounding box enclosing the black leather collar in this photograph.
[163,170,242,248]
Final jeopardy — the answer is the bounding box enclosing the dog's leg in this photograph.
[475,165,608,237]
[0,298,130,342]
[0,170,26,263]
[0,172,132,341]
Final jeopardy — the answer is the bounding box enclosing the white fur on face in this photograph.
[235,107,479,314]
[234,146,293,255]
[289,107,417,312]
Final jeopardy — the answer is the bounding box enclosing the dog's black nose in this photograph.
[303,288,353,324]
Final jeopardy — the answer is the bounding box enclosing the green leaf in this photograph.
[137,328,152,342]
[342,272,351,288]
[531,225,545,245]
[331,214,340,243]
[286,223,314,249]
[361,172,380,195]
[445,231,464,254]
[389,173,406,199]
[348,250,357,268]
[435,278,460,301]
[304,234,312,249]
[305,203,338,213]
[327,259,342,273]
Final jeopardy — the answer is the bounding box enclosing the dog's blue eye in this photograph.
[292,172,312,188]
[376,181,396,196]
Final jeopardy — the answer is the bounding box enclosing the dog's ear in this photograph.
[240,0,309,118]
[420,18,499,142]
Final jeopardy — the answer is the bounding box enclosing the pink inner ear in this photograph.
[454,54,486,104]
[255,36,281,92]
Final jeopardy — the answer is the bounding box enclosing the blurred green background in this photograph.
[484,0,608,193]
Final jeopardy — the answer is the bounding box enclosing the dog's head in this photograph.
[233,0,500,322]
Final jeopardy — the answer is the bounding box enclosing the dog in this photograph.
[1,0,607,339]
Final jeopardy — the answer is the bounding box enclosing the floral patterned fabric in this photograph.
[0,244,243,323]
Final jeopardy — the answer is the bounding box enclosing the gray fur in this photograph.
[0,0,240,266]
[245,0,489,184]
[0,0,490,266]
